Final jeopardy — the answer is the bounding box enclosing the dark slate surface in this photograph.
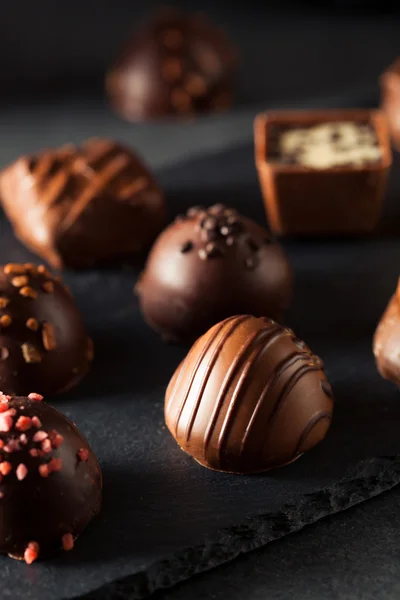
[153,484,400,600]
[0,140,400,600]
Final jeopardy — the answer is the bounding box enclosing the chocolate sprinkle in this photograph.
[180,241,193,254]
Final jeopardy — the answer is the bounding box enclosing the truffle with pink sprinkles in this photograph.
[0,393,102,563]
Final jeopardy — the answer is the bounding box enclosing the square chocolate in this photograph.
[254,110,392,236]
[380,57,400,150]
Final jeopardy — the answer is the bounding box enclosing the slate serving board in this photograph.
[1,142,400,600]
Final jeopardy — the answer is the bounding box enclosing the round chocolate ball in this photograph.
[106,10,237,121]
[0,394,102,562]
[0,263,92,396]
[136,205,293,344]
[165,315,334,474]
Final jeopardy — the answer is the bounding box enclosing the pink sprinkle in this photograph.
[0,461,12,475]
[31,416,42,428]
[16,463,28,481]
[7,409,16,417]
[24,542,39,565]
[15,416,32,431]
[0,393,11,403]
[41,439,52,453]
[0,414,13,432]
[62,533,74,551]
[4,439,21,453]
[0,440,4,449]
[28,393,43,402]
[39,464,49,477]
[0,404,9,413]
[29,448,40,457]
[77,448,89,462]
[48,458,62,473]
[49,430,64,449]
[19,434,28,445]
[33,431,48,442]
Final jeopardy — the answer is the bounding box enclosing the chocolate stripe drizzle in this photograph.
[292,409,332,457]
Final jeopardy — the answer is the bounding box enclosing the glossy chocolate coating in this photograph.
[380,58,400,150]
[0,138,165,269]
[165,315,334,474]
[0,263,92,396]
[106,10,237,121]
[373,279,400,385]
[136,205,292,345]
[0,395,102,561]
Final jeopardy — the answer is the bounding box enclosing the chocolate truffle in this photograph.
[0,138,165,269]
[255,110,392,236]
[0,263,92,396]
[373,279,400,385]
[165,315,334,473]
[136,205,292,345]
[0,393,102,562]
[106,10,237,121]
[380,57,400,150]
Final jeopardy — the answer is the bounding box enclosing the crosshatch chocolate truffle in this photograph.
[136,205,292,345]
[0,263,92,396]
[0,393,102,563]
[0,138,165,269]
[106,10,237,121]
[373,279,400,385]
[165,315,334,473]
[380,57,400,150]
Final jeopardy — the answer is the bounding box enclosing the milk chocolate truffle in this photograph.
[165,315,334,473]
[0,138,165,269]
[373,279,400,385]
[0,393,102,563]
[106,10,237,121]
[380,58,400,150]
[0,263,92,396]
[136,205,292,345]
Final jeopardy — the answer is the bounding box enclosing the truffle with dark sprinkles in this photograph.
[105,9,237,121]
[136,205,292,344]
[0,263,92,396]
[165,315,334,473]
[0,394,102,562]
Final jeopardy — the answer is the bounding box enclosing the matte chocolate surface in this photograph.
[0,394,102,563]
[380,57,400,150]
[255,110,392,236]
[165,315,334,474]
[373,278,400,385]
[136,205,292,345]
[0,138,165,269]
[106,10,237,121]
[0,263,92,396]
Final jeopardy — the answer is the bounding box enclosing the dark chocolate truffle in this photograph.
[373,278,400,385]
[0,138,165,269]
[106,10,237,121]
[0,393,102,563]
[0,263,92,396]
[136,205,292,344]
[165,315,334,473]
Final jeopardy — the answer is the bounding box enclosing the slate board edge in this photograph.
[73,455,400,600]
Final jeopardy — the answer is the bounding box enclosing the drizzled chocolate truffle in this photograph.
[373,279,400,385]
[106,10,237,121]
[136,205,292,344]
[0,393,102,562]
[165,315,334,473]
[0,263,92,396]
[0,138,165,269]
